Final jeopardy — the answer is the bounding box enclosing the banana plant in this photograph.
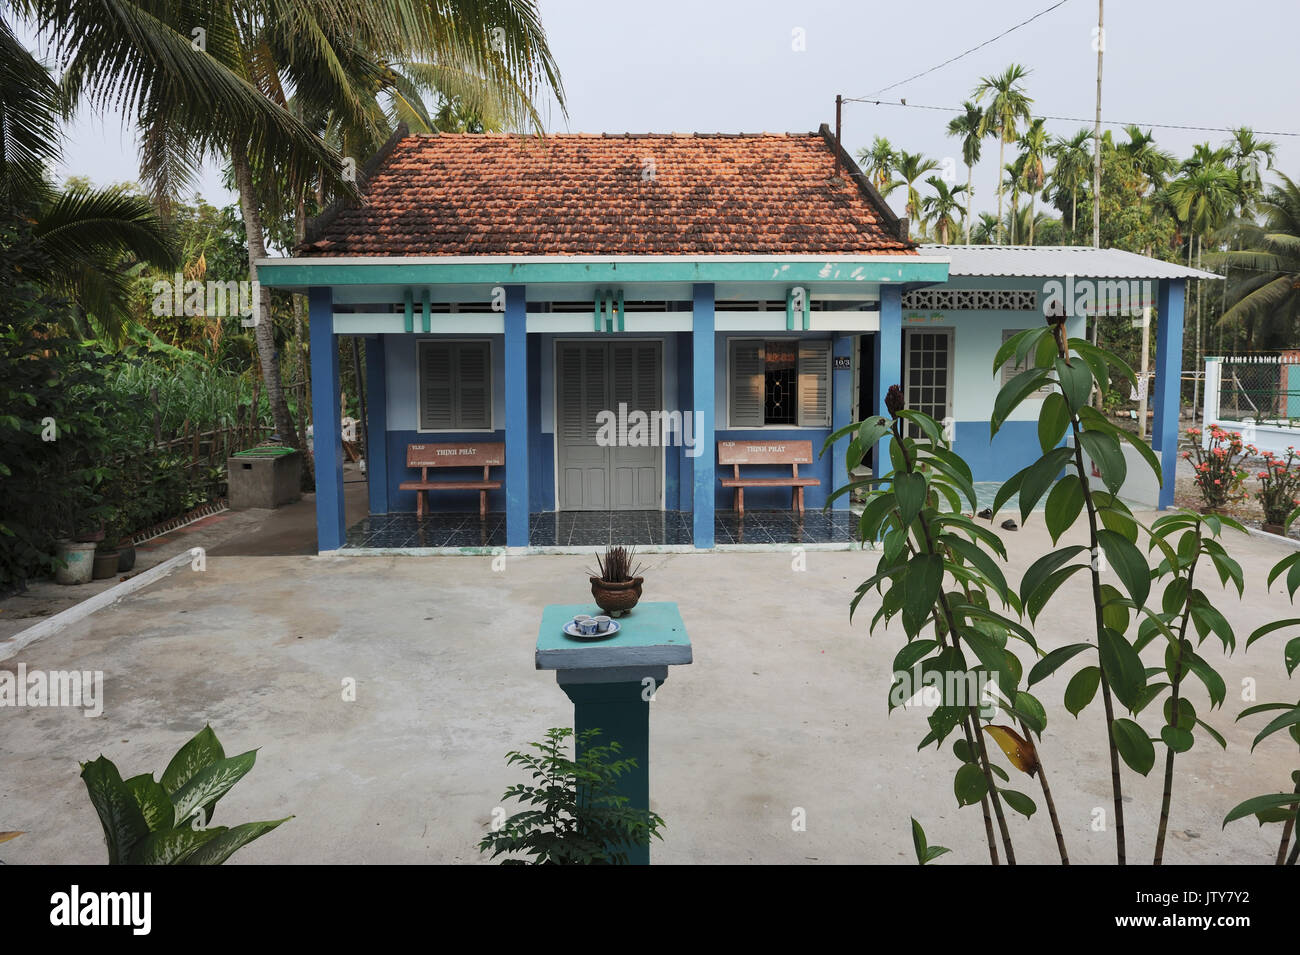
[81,724,290,865]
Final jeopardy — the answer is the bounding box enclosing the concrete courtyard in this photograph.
[1,511,1297,865]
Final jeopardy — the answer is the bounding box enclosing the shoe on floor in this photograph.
[977,508,993,520]
[1001,519,1018,531]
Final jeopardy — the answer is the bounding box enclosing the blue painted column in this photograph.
[504,285,530,545]
[363,336,389,515]
[874,285,904,473]
[309,287,346,551]
[1153,279,1186,509]
[831,333,854,509]
[691,284,716,548]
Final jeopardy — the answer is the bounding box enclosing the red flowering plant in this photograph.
[1182,424,1254,510]
[1254,446,1300,525]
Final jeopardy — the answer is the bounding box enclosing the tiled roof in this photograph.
[299,129,912,256]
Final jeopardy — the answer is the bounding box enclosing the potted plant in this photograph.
[1255,447,1300,534]
[589,545,643,617]
[1183,425,1253,513]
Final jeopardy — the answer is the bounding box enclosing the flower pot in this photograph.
[75,523,105,544]
[117,543,136,573]
[1199,505,1225,516]
[1263,522,1287,535]
[54,540,97,585]
[92,548,120,580]
[590,576,643,617]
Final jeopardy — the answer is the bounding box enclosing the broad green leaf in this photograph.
[1027,642,1092,687]
[1020,545,1088,607]
[1099,628,1147,710]
[894,472,927,527]
[902,554,944,637]
[1197,718,1227,749]
[124,774,173,834]
[1020,448,1075,521]
[1000,789,1037,819]
[1038,392,1071,453]
[1161,725,1194,753]
[1078,429,1126,495]
[81,757,150,865]
[944,536,1010,604]
[992,468,1025,517]
[1223,793,1300,827]
[130,826,225,865]
[1245,618,1300,651]
[993,327,1045,377]
[1097,529,1151,610]
[1251,707,1300,752]
[897,410,944,447]
[954,762,988,807]
[893,639,938,675]
[179,818,291,865]
[1026,563,1089,622]
[1056,356,1093,412]
[171,750,258,829]
[161,725,226,796]
[992,367,1051,436]
[1065,666,1101,717]
[1044,474,1085,544]
[1288,637,1300,677]
[1011,690,1047,735]
[1111,718,1156,775]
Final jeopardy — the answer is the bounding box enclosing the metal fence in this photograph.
[1213,355,1300,423]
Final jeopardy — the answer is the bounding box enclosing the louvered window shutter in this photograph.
[730,340,765,427]
[420,342,454,430]
[797,340,831,428]
[455,341,490,429]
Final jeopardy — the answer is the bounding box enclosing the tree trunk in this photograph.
[231,139,314,485]
[965,164,973,245]
[1029,190,1037,245]
[293,195,309,487]
[996,133,1006,244]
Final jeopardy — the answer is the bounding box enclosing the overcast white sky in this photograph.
[32,0,1300,219]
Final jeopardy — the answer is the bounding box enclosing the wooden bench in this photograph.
[717,440,819,516]
[399,442,504,518]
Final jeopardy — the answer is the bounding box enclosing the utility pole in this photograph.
[1092,0,1104,249]
[835,95,843,160]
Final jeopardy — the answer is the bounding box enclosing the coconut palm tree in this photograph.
[1017,118,1049,245]
[857,136,897,193]
[973,63,1032,244]
[1,15,176,340]
[1211,174,1300,350]
[1048,129,1093,241]
[889,151,940,236]
[28,0,565,478]
[945,101,985,244]
[922,177,966,245]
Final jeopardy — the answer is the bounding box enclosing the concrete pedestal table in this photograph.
[535,602,693,865]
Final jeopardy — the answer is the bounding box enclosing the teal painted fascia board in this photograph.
[257,258,949,288]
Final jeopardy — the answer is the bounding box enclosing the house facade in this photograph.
[256,126,1211,553]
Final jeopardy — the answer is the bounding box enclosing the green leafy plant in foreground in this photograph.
[81,724,289,864]
[828,312,1247,865]
[1224,521,1300,864]
[479,727,664,864]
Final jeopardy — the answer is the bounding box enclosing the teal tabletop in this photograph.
[536,601,693,670]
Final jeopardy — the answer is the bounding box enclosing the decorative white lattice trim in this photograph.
[901,288,1038,311]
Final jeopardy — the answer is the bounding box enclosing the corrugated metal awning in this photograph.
[920,245,1221,281]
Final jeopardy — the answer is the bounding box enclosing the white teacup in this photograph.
[576,616,599,635]
[592,615,612,633]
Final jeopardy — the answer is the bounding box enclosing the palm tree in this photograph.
[1002,157,1025,244]
[945,101,985,244]
[922,177,967,245]
[1225,126,1277,219]
[31,0,565,479]
[1210,174,1300,350]
[1017,118,1049,245]
[1,15,176,340]
[1048,129,1093,241]
[889,151,940,236]
[857,136,897,193]
[1117,125,1174,193]
[972,212,1000,245]
[973,63,1032,244]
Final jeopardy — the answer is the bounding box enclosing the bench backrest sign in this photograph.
[716,439,814,465]
[407,442,505,468]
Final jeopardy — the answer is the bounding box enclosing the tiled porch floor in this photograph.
[343,509,859,549]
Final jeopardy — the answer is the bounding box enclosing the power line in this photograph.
[845,98,1300,138]
[854,0,1072,99]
